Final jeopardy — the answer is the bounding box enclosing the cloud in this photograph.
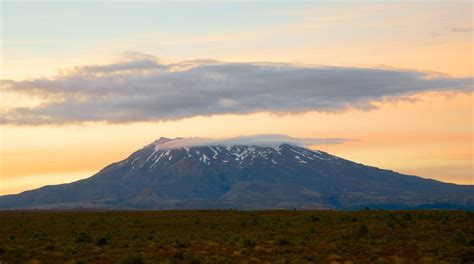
[1,54,472,125]
[151,134,350,150]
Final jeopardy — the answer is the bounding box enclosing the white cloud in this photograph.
[1,54,472,125]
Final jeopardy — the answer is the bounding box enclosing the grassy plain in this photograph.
[0,210,472,263]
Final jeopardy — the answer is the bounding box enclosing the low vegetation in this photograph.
[0,210,472,263]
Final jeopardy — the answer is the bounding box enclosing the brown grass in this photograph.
[0,210,473,263]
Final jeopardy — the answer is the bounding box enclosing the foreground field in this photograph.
[0,210,472,263]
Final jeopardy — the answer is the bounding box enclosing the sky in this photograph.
[0,0,473,195]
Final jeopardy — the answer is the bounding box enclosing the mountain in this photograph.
[0,136,472,210]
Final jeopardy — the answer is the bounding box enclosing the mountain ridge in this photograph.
[0,137,472,210]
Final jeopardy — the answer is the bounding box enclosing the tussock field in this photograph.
[0,210,472,263]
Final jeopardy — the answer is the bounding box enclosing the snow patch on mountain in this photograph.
[133,135,349,167]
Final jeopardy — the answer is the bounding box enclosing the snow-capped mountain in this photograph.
[0,136,472,210]
[130,136,341,169]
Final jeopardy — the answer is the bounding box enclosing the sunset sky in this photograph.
[0,0,473,195]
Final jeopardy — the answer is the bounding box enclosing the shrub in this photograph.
[243,238,257,248]
[452,230,467,245]
[467,211,474,219]
[440,217,449,224]
[96,237,108,246]
[173,251,185,260]
[122,255,145,264]
[251,216,259,225]
[310,215,321,222]
[387,214,397,221]
[44,242,55,251]
[63,242,78,256]
[34,231,48,241]
[222,235,230,242]
[12,248,25,259]
[358,224,369,236]
[88,220,99,227]
[402,213,413,221]
[75,232,93,243]
[189,255,202,264]
[132,218,143,225]
[276,237,290,246]
[175,239,188,248]
[339,215,349,222]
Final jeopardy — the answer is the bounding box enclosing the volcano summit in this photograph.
[0,135,472,210]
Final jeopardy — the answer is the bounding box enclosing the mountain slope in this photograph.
[0,137,472,210]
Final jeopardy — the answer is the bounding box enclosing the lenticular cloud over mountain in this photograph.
[150,134,349,149]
